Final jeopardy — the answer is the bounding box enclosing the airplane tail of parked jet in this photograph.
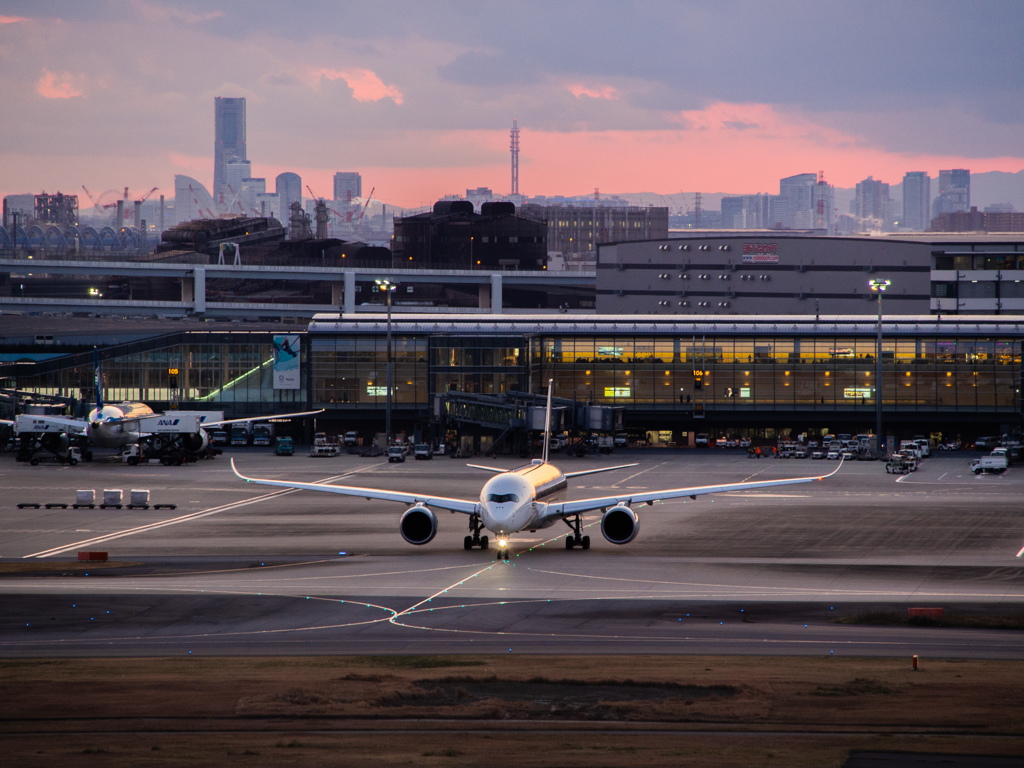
[93,346,103,413]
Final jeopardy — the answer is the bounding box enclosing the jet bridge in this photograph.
[436,390,623,457]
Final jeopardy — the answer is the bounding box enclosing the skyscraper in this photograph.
[778,173,817,229]
[902,172,931,230]
[854,176,891,221]
[276,172,302,216]
[214,97,246,212]
[333,172,362,205]
[933,169,970,217]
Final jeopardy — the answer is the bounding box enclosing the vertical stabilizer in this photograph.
[93,346,103,411]
[541,378,553,464]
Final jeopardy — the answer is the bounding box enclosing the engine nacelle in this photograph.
[601,505,639,545]
[182,430,209,454]
[400,505,438,545]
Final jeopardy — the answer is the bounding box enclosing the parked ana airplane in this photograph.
[11,348,321,462]
[232,381,843,559]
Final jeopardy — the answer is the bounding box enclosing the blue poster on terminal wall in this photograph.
[272,335,300,389]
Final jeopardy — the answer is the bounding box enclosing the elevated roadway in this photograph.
[0,257,595,316]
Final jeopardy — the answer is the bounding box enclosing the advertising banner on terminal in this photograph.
[272,335,300,390]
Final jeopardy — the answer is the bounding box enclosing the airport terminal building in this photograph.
[3,312,1022,445]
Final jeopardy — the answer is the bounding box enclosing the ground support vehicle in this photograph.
[27,445,82,466]
[253,423,275,446]
[886,454,915,474]
[972,455,1008,474]
[413,443,433,460]
[387,445,406,463]
[231,422,253,446]
[275,437,294,456]
[309,444,339,457]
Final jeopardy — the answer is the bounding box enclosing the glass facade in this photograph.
[532,333,1021,413]
[4,323,1022,429]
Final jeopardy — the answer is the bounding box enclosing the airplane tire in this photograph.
[565,535,574,550]
[480,536,489,550]
[464,536,473,550]
[582,536,590,550]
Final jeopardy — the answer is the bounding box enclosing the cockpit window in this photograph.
[488,493,519,504]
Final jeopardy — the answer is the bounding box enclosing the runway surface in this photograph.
[1,447,1023,658]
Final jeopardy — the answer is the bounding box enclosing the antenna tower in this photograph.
[510,119,520,196]
[694,192,703,229]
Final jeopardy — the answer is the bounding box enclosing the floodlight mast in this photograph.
[869,279,891,454]
[375,279,397,444]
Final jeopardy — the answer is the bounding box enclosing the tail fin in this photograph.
[93,346,103,411]
[541,378,553,464]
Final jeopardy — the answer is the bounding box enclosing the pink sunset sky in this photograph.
[2,2,1022,210]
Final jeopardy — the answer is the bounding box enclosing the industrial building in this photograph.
[596,233,1024,316]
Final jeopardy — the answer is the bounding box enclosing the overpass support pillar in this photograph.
[480,273,502,312]
[193,267,205,313]
[343,270,355,314]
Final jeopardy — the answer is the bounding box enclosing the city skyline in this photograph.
[1,1,1022,209]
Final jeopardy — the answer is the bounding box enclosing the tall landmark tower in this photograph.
[214,97,247,212]
[510,119,520,196]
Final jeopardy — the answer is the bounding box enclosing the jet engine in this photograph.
[400,505,438,545]
[601,505,639,545]
[182,430,209,455]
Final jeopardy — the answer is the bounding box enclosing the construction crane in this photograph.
[135,187,159,204]
[355,187,375,230]
[81,185,118,217]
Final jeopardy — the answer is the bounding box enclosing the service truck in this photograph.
[971,454,1008,474]
[253,423,275,446]
[230,422,253,446]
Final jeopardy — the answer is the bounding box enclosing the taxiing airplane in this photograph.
[10,348,321,462]
[232,381,843,559]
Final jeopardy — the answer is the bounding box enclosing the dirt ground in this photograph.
[1,655,1023,767]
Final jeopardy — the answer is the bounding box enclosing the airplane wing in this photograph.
[203,409,324,428]
[563,463,638,478]
[545,460,844,518]
[230,458,479,515]
[465,463,509,473]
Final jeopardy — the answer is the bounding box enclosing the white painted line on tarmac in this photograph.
[25,488,299,559]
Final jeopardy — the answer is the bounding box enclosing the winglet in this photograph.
[230,457,249,481]
[817,456,845,480]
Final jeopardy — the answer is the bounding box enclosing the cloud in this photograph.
[309,67,403,104]
[128,0,223,25]
[36,70,84,99]
[0,15,29,24]
[568,84,619,100]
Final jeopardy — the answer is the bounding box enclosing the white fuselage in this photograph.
[86,402,154,448]
[478,460,568,537]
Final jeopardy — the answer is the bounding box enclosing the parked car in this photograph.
[695,433,708,446]
[739,437,751,449]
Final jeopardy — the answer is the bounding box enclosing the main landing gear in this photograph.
[564,513,590,550]
[464,513,489,551]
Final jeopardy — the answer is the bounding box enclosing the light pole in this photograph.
[869,279,891,455]
[375,278,397,444]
